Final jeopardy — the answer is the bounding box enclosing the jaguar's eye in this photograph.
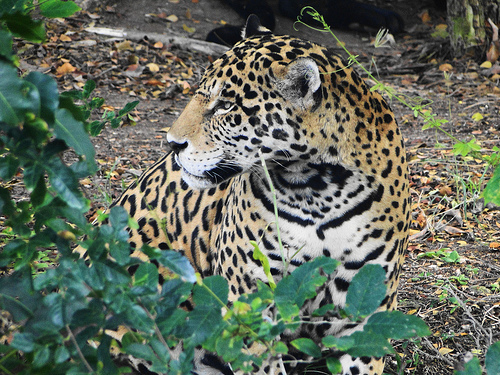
[213,101,234,116]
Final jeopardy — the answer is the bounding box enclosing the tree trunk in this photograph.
[447,0,500,58]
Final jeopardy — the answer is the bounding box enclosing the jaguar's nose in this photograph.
[168,140,188,155]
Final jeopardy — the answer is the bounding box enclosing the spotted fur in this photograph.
[112,16,409,375]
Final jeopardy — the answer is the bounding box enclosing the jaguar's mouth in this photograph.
[174,155,243,189]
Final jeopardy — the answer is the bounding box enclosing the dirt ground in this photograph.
[14,0,500,373]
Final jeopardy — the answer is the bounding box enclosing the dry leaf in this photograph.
[439,347,453,355]
[116,40,134,51]
[147,63,160,72]
[166,14,178,22]
[60,34,72,42]
[443,226,466,235]
[439,63,453,72]
[153,41,163,49]
[56,62,76,75]
[419,11,431,23]
[438,186,452,196]
[481,61,493,68]
[183,24,196,33]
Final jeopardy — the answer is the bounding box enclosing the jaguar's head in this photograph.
[166,16,377,189]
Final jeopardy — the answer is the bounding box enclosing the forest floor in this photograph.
[13,0,500,373]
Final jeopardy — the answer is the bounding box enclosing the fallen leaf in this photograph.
[490,242,500,249]
[153,41,163,49]
[419,11,431,23]
[438,186,452,196]
[183,24,196,33]
[147,62,160,72]
[124,64,145,78]
[481,61,493,68]
[439,347,453,355]
[439,63,453,72]
[60,34,72,42]
[116,40,134,51]
[166,14,178,22]
[56,62,76,75]
[443,226,465,235]
[471,112,484,121]
[146,79,164,86]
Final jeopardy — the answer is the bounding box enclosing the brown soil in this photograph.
[14,0,500,373]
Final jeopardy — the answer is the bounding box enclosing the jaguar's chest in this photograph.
[210,165,400,293]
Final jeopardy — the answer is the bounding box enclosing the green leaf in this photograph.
[45,159,87,211]
[11,332,35,352]
[185,306,224,346]
[25,72,59,124]
[82,80,96,99]
[33,345,50,368]
[118,100,140,116]
[291,338,321,358]
[364,310,430,340]
[44,292,65,328]
[275,257,338,321]
[312,303,335,317]
[344,264,386,320]
[133,263,159,290]
[0,186,15,217]
[0,61,40,125]
[346,331,394,358]
[0,154,19,180]
[251,241,276,289]
[154,249,196,283]
[30,175,47,207]
[322,335,354,351]
[125,305,154,334]
[326,357,342,374]
[39,0,81,18]
[0,0,19,17]
[124,343,157,362]
[185,276,228,345]
[453,139,481,157]
[0,29,14,62]
[194,276,228,307]
[2,13,45,43]
[54,346,70,364]
[0,267,39,322]
[157,308,188,337]
[483,165,500,206]
[108,205,130,232]
[54,108,96,173]
[485,341,500,375]
[215,335,244,362]
[454,356,482,375]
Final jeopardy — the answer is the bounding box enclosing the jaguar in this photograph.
[109,15,410,375]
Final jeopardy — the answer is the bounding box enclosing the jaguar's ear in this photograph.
[242,15,272,39]
[276,58,321,110]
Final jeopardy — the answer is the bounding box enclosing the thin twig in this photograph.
[66,325,95,373]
